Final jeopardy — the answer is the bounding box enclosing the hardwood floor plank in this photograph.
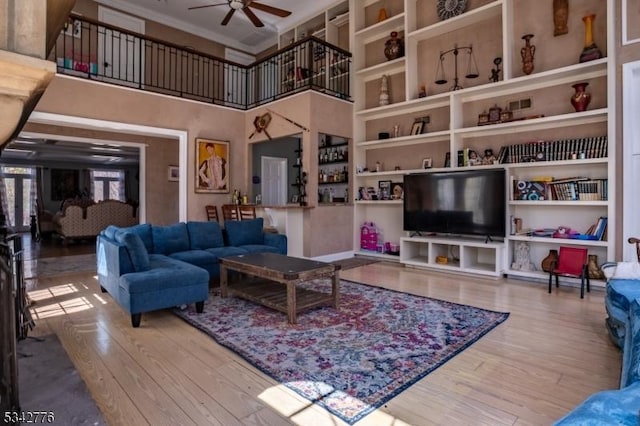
[23,261,621,425]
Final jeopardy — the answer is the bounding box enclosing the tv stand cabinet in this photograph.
[400,236,504,278]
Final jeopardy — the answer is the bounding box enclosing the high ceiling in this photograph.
[93,0,338,54]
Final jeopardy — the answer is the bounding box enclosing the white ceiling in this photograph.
[93,0,339,54]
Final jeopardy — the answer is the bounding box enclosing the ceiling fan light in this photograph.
[229,0,243,9]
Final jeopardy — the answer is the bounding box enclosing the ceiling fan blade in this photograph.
[249,2,291,17]
[243,6,264,27]
[188,3,228,10]
[221,8,236,25]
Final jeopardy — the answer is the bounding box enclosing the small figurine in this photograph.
[489,57,502,83]
[418,85,427,98]
[482,148,496,165]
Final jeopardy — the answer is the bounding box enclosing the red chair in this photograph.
[548,246,590,298]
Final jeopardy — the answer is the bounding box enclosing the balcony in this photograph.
[50,14,351,110]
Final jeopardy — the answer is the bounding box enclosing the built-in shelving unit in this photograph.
[350,0,615,277]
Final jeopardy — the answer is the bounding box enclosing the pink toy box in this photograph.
[360,222,379,251]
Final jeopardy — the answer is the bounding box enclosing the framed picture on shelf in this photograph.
[291,194,299,203]
[195,138,229,193]
[378,180,392,200]
[422,158,433,169]
[410,120,424,135]
[391,182,404,199]
[444,152,451,168]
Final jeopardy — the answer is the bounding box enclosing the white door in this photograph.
[225,48,253,107]
[261,156,287,206]
[98,7,145,87]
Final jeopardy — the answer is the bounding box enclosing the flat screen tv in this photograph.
[403,168,506,238]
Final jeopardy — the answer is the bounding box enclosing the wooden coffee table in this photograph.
[219,252,341,324]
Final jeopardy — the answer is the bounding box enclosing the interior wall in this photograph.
[617,0,640,258]
[72,0,227,58]
[34,75,245,224]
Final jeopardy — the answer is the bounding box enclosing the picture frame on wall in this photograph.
[168,165,179,182]
[51,169,79,201]
[422,158,433,169]
[195,138,229,193]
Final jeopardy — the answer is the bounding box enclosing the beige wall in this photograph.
[34,75,246,224]
[32,77,354,257]
[245,92,353,257]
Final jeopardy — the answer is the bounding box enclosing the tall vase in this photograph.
[379,74,390,106]
[521,34,535,75]
[579,14,603,63]
[384,31,404,61]
[570,82,591,112]
[541,249,558,272]
[587,254,605,279]
[553,0,569,36]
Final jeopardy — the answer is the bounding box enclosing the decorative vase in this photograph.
[553,0,569,36]
[384,31,404,61]
[570,82,591,112]
[379,74,390,106]
[588,254,605,279]
[377,8,388,22]
[579,14,603,63]
[521,34,535,75]
[541,249,558,272]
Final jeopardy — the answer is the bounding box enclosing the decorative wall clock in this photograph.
[437,0,467,21]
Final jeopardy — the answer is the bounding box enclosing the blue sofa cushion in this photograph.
[115,232,150,272]
[264,232,287,254]
[237,244,280,254]
[169,250,218,267]
[553,381,640,425]
[120,223,154,253]
[119,255,208,294]
[205,246,248,260]
[225,218,264,247]
[152,223,190,255]
[187,221,225,250]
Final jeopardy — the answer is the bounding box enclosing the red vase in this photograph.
[570,82,591,112]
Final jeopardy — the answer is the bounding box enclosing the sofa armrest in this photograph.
[264,232,287,255]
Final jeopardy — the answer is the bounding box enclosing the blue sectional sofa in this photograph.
[554,262,640,424]
[96,218,287,327]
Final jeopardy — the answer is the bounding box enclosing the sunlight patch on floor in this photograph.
[28,283,79,301]
[30,296,94,319]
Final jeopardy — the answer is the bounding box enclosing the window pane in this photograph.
[94,181,104,202]
[4,178,15,226]
[108,181,122,201]
[22,178,32,227]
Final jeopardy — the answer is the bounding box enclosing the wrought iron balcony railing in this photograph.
[51,14,351,110]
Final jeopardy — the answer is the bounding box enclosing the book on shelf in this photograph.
[587,216,608,241]
[500,136,608,163]
[546,178,608,201]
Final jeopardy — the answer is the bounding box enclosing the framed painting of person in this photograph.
[195,138,229,193]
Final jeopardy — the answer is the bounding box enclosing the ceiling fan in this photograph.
[188,1,292,28]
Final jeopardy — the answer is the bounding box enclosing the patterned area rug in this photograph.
[175,279,509,424]
[24,254,96,278]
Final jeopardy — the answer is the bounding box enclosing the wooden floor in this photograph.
[25,260,620,426]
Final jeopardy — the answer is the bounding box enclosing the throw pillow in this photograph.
[225,217,264,247]
[116,231,150,272]
[152,223,190,255]
[120,223,154,253]
[187,221,225,250]
[612,262,640,280]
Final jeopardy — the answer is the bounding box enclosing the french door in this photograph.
[1,167,35,232]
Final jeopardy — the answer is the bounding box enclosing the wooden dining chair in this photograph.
[629,237,640,262]
[238,205,256,220]
[205,205,219,222]
[221,204,239,222]
[548,246,590,298]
